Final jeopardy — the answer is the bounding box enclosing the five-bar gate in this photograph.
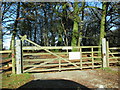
[15,35,120,74]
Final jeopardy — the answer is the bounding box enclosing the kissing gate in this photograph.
[15,35,120,74]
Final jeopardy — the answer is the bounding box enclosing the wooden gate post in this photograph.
[102,38,107,67]
[106,41,109,67]
[12,40,15,74]
[16,39,23,74]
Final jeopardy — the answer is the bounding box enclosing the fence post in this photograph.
[12,40,15,74]
[80,48,82,69]
[16,39,22,74]
[106,41,109,67]
[102,38,107,67]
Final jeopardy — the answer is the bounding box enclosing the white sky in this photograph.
[3,35,12,49]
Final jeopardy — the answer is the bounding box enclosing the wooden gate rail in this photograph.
[22,46,101,50]
[24,61,102,67]
[107,46,120,65]
[15,35,113,73]
[0,50,12,73]
[23,46,102,72]
[19,35,79,73]
[0,50,12,53]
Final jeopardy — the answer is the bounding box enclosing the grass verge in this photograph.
[99,66,120,74]
[1,73,34,89]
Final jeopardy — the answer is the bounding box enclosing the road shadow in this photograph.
[17,79,91,90]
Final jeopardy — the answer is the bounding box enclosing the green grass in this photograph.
[2,73,34,89]
[99,67,111,70]
[99,67,119,74]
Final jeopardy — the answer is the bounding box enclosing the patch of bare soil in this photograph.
[33,66,119,89]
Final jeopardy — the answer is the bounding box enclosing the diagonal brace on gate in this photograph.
[19,35,79,72]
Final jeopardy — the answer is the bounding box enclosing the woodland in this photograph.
[0,2,120,50]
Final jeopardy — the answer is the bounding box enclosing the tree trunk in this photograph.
[58,34,63,46]
[34,3,37,43]
[10,2,20,49]
[0,27,2,50]
[43,8,48,46]
[71,2,79,51]
[58,28,64,46]
[0,2,3,50]
[78,1,85,46]
[98,2,107,56]
[71,2,86,51]
[72,21,79,46]
[99,2,107,46]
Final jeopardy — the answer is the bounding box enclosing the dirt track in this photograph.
[29,67,119,89]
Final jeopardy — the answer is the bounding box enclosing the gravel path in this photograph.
[18,67,119,89]
[33,68,119,89]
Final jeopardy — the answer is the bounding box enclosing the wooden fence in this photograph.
[0,50,12,73]
[1,36,120,74]
[0,40,15,73]
[16,37,118,74]
[107,46,120,66]
[22,46,102,73]
[15,36,110,74]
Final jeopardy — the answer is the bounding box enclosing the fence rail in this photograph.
[23,46,101,50]
[107,46,120,66]
[6,36,118,74]
[0,50,12,73]
[109,47,120,49]
[0,40,15,74]
[1,37,120,74]
[0,50,12,54]
[22,45,102,73]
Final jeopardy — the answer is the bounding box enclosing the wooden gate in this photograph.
[15,35,107,74]
[107,44,120,66]
[22,46,102,73]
